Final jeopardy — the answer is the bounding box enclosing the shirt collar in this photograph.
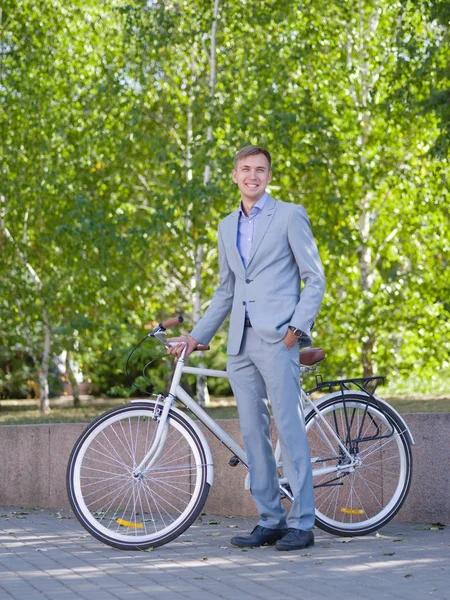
[238,192,268,217]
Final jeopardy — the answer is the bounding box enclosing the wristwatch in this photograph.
[288,326,305,338]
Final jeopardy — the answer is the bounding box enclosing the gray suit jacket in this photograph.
[191,195,325,355]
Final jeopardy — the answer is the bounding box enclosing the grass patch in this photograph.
[0,391,449,426]
[382,369,450,397]
[383,396,450,414]
[0,402,123,425]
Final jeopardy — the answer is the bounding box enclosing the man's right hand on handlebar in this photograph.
[166,335,200,359]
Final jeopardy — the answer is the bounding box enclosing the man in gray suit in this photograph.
[169,145,325,550]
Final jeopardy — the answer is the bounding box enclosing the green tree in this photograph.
[224,0,450,379]
[1,0,448,410]
[0,0,162,410]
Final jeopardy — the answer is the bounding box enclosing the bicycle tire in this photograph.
[67,402,210,550]
[305,393,412,536]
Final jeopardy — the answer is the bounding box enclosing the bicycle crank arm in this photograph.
[279,484,294,502]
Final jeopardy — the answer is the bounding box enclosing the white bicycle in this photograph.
[67,316,414,550]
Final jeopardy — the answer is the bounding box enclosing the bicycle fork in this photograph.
[132,345,188,478]
[131,396,173,479]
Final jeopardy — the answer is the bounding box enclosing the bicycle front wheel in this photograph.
[67,402,210,550]
[306,394,412,536]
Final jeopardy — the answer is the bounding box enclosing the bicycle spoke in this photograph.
[305,397,411,535]
[141,479,182,519]
[68,404,209,548]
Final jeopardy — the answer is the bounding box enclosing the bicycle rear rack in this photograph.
[311,374,386,397]
[308,374,395,453]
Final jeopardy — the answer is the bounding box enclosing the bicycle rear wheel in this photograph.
[67,402,210,550]
[305,394,412,536]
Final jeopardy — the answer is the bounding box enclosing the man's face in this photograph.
[232,153,272,203]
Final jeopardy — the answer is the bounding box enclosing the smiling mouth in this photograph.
[245,183,259,188]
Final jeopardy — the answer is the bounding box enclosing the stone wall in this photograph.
[0,414,448,524]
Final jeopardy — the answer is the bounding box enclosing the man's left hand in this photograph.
[282,329,298,349]
[166,335,199,359]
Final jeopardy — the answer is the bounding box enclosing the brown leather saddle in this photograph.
[299,347,326,366]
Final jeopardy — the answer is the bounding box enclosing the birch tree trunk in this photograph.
[193,0,220,406]
[39,308,51,414]
[351,5,407,377]
[353,3,384,377]
[67,350,81,408]
[357,192,376,377]
[0,208,52,413]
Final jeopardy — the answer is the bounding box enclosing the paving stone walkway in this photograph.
[0,507,448,600]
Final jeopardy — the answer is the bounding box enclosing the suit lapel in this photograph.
[226,210,245,274]
[246,195,277,268]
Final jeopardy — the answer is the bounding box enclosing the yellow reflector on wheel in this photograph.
[340,508,365,515]
[116,518,144,529]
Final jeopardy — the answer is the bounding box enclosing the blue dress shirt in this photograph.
[237,193,268,267]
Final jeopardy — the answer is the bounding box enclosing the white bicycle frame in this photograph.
[132,340,364,498]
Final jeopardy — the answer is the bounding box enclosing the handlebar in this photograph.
[161,315,184,329]
[155,315,210,352]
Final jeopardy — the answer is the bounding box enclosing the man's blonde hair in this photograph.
[234,145,272,170]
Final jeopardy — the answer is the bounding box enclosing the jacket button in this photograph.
[245,278,251,283]
[242,301,246,306]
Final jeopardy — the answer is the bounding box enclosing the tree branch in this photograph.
[0,203,42,289]
[130,164,151,192]
[372,225,400,271]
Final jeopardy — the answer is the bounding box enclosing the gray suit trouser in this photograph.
[227,327,315,531]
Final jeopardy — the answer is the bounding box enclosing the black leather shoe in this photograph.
[275,528,314,551]
[231,525,288,548]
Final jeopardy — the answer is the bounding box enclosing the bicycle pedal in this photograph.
[228,455,240,467]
